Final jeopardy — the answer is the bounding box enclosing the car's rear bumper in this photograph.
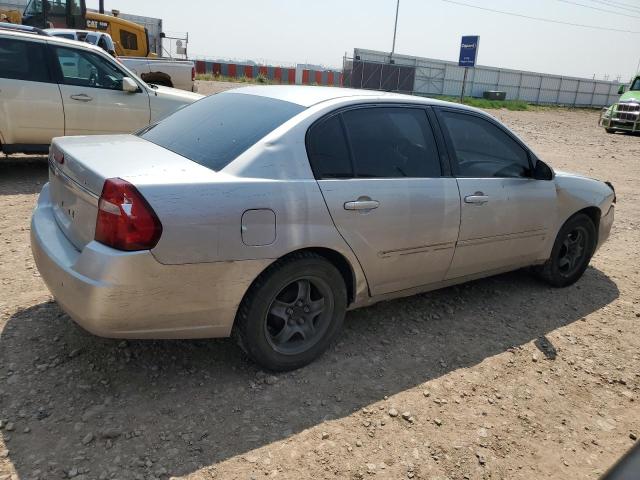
[30,183,272,339]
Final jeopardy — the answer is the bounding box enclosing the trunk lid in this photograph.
[48,134,218,251]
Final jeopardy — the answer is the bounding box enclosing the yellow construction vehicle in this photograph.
[0,0,154,57]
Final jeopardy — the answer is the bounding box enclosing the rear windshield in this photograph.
[138,92,305,171]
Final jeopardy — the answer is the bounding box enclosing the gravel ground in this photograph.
[1,83,639,480]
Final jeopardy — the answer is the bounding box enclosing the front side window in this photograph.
[0,39,50,83]
[138,93,305,172]
[53,46,126,90]
[342,107,441,178]
[23,0,44,16]
[631,78,640,91]
[440,111,531,178]
[120,29,138,50]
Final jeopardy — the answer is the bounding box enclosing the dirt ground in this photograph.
[1,83,639,480]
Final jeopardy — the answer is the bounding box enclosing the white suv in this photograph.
[0,29,203,154]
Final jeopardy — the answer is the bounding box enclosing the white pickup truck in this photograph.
[120,57,197,92]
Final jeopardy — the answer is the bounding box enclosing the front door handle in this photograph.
[344,199,380,211]
[70,94,93,102]
[464,193,489,204]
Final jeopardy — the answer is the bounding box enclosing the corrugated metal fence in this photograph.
[347,48,623,107]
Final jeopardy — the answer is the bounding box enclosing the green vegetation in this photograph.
[195,73,273,84]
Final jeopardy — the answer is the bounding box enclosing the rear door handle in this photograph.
[344,199,380,211]
[70,94,93,102]
[464,193,489,204]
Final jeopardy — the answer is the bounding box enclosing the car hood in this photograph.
[619,90,640,103]
[149,84,203,102]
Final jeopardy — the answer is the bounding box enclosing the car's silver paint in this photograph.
[32,86,616,339]
[447,177,557,279]
[318,178,461,295]
[32,184,272,338]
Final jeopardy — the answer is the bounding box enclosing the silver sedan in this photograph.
[31,86,616,370]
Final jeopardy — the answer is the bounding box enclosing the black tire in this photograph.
[140,72,174,88]
[233,252,347,371]
[534,213,596,287]
[605,128,616,134]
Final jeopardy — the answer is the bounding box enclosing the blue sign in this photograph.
[458,35,480,67]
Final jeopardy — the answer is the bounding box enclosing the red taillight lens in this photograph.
[95,178,162,251]
[191,66,195,81]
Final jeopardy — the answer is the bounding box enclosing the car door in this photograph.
[308,105,461,296]
[49,44,150,136]
[435,108,557,279]
[0,36,63,148]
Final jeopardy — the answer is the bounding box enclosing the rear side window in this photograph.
[306,116,353,178]
[342,107,441,178]
[440,111,531,178]
[0,38,50,83]
[138,93,305,171]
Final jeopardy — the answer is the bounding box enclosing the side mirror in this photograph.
[122,77,138,92]
[618,85,626,95]
[533,159,553,181]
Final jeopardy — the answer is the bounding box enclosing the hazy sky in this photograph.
[97,0,640,81]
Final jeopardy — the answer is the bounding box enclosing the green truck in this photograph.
[599,75,640,134]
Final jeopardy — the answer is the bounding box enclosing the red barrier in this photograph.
[274,67,282,82]
[302,70,310,85]
[259,66,268,77]
[287,68,295,84]
[244,65,253,78]
[327,71,334,85]
[195,60,206,74]
[228,63,237,77]
[315,71,322,85]
[213,63,222,75]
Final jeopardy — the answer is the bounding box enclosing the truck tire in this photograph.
[140,72,173,88]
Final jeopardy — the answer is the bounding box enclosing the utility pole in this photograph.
[390,0,400,61]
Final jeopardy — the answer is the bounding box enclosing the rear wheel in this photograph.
[605,128,616,134]
[233,252,347,371]
[534,213,596,287]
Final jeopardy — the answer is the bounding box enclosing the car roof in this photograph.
[0,28,109,54]
[46,28,102,36]
[0,22,49,36]
[228,84,481,111]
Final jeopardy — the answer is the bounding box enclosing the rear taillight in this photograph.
[191,66,195,81]
[95,178,162,251]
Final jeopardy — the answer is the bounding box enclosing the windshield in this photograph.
[630,77,640,92]
[138,93,305,171]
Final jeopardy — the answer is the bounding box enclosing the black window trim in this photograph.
[0,37,53,84]
[305,102,451,180]
[434,106,536,179]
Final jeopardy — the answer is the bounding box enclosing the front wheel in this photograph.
[534,213,596,287]
[233,252,347,371]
